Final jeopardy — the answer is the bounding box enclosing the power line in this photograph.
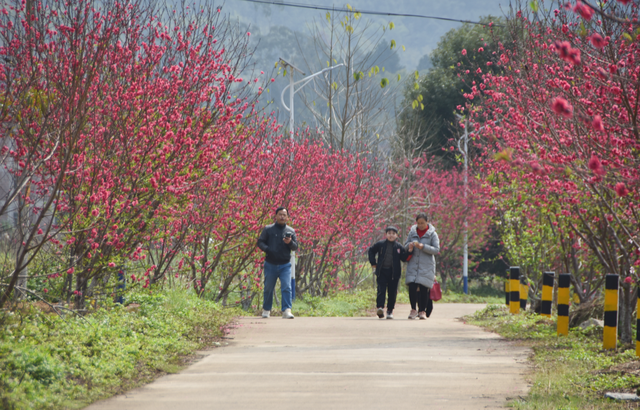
[231,0,503,27]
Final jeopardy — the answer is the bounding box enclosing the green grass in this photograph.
[441,289,504,304]
[468,304,640,410]
[0,282,510,410]
[292,289,375,317]
[0,287,239,410]
[289,283,505,318]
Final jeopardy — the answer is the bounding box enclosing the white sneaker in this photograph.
[376,307,384,319]
[262,310,270,318]
[386,311,394,319]
[282,309,294,319]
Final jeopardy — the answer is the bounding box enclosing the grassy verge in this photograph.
[441,289,503,304]
[0,287,239,410]
[289,285,504,318]
[292,289,375,317]
[468,304,640,410]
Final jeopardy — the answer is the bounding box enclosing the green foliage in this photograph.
[293,289,374,317]
[441,288,504,304]
[497,179,561,281]
[400,16,508,164]
[490,166,600,293]
[0,287,238,409]
[469,305,640,409]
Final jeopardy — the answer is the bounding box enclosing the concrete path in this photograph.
[87,303,530,410]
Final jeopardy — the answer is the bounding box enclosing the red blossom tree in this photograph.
[0,0,274,308]
[464,0,640,341]
[387,156,494,291]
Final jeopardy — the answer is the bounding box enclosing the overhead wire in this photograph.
[231,0,503,27]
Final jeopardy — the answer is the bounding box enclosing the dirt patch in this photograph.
[125,303,140,313]
[534,317,555,326]
[594,359,640,397]
[33,301,61,314]
[569,298,604,328]
[606,361,640,376]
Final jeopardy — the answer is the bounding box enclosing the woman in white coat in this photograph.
[405,213,440,320]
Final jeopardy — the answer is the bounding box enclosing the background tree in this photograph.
[400,16,507,165]
[292,6,404,155]
[385,156,494,290]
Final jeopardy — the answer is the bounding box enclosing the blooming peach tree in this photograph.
[464,0,640,340]
[0,0,385,311]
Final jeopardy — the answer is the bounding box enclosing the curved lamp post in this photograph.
[278,58,344,299]
[279,58,344,142]
[455,114,469,295]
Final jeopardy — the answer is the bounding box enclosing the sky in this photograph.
[219,0,511,70]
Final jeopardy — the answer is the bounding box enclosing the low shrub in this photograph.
[0,287,238,410]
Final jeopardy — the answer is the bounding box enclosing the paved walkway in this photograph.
[87,303,530,410]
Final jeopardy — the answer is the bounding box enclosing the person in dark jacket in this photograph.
[368,225,409,319]
[257,207,298,319]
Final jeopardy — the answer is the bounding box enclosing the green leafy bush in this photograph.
[0,287,237,409]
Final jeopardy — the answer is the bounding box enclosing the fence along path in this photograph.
[86,303,529,410]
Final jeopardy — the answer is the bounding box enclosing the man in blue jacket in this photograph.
[257,207,298,319]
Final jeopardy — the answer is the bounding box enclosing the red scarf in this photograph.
[417,227,428,238]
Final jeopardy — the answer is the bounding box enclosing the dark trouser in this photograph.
[376,268,399,312]
[408,282,433,317]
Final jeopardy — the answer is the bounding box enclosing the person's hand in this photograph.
[371,265,376,270]
[283,236,292,244]
[408,244,414,252]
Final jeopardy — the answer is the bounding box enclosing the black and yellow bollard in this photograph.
[636,287,640,357]
[509,266,520,314]
[603,274,619,350]
[520,279,528,311]
[557,273,570,336]
[505,279,510,306]
[541,271,554,318]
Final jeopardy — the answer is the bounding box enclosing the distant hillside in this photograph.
[222,0,509,71]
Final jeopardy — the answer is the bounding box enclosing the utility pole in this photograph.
[278,58,344,299]
[456,114,469,295]
[279,58,344,143]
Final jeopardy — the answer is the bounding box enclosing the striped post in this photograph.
[519,280,528,311]
[557,273,570,336]
[505,279,510,306]
[541,272,554,318]
[509,266,520,314]
[636,287,640,357]
[603,274,619,350]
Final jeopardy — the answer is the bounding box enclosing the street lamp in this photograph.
[455,114,469,295]
[455,117,501,295]
[279,58,344,142]
[278,58,344,299]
